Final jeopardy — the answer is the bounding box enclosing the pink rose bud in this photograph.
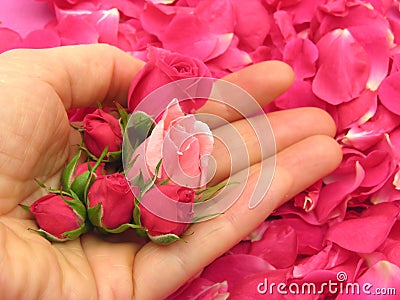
[30,194,89,241]
[87,173,135,230]
[139,185,195,238]
[83,109,123,158]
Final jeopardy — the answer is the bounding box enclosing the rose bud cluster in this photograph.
[26,101,220,245]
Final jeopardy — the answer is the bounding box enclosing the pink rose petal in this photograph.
[335,89,378,132]
[201,254,275,291]
[0,28,22,53]
[22,29,60,48]
[326,202,400,253]
[283,37,319,80]
[378,72,400,115]
[316,157,365,223]
[336,260,400,300]
[166,277,228,300]
[312,28,371,105]
[230,0,271,51]
[249,222,298,268]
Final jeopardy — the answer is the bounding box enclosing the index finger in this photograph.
[197,61,294,126]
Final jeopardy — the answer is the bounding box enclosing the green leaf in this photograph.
[61,150,82,191]
[148,233,183,245]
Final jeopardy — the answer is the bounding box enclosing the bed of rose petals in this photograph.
[2,0,400,298]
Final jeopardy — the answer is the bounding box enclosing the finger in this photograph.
[197,61,294,126]
[133,135,342,300]
[209,107,337,185]
[0,44,144,109]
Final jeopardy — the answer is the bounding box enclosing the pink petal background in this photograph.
[3,0,400,298]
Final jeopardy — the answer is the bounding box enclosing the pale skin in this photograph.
[0,44,342,300]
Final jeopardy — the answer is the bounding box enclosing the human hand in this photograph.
[0,44,341,299]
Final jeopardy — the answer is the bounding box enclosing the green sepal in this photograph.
[69,123,84,132]
[80,145,121,162]
[107,150,122,162]
[148,233,184,245]
[62,193,87,220]
[132,199,147,237]
[98,222,142,234]
[30,219,90,242]
[61,150,82,191]
[70,170,93,202]
[191,212,222,223]
[87,202,141,234]
[87,202,103,228]
[141,160,162,195]
[131,171,145,192]
[34,178,73,196]
[19,204,31,212]
[114,102,129,131]
[195,181,239,203]
[127,111,155,147]
[62,219,91,240]
[31,228,70,242]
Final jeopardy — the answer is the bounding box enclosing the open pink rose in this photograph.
[129,99,214,189]
[128,46,211,114]
[83,109,122,157]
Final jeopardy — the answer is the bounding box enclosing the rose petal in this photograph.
[325,202,400,253]
[0,28,22,53]
[312,29,370,105]
[283,37,319,80]
[378,72,400,115]
[201,254,275,291]
[249,222,298,268]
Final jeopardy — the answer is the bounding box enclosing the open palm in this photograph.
[0,45,341,300]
